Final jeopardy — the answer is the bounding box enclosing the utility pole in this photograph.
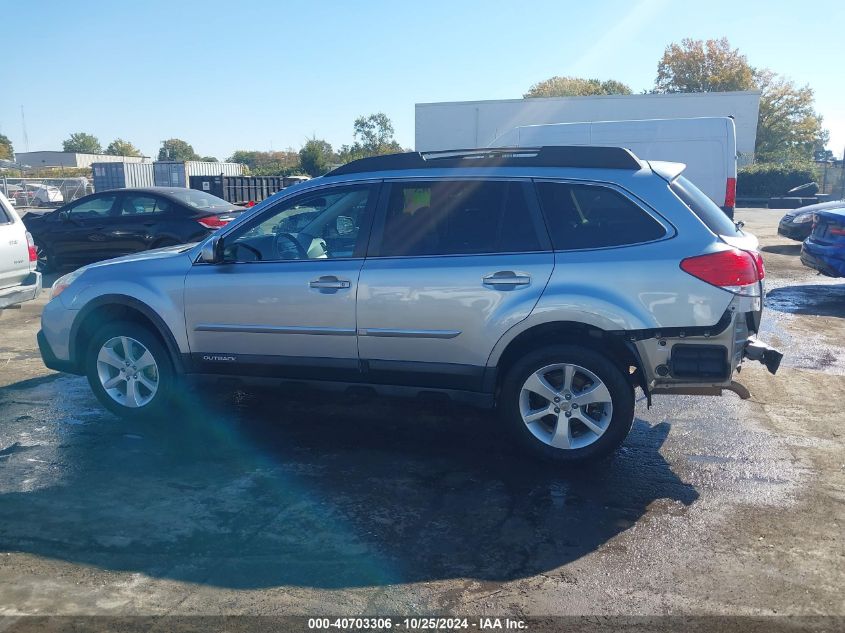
[20,106,29,153]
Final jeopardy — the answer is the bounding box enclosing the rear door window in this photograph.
[670,176,739,238]
[373,180,544,257]
[535,182,666,250]
[119,195,170,216]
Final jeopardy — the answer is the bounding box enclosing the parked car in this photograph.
[779,200,845,241]
[37,146,781,463]
[23,187,244,272]
[0,192,41,309]
[801,206,845,277]
[13,182,64,207]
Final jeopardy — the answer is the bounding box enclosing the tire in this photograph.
[36,244,57,273]
[499,344,635,463]
[84,321,175,420]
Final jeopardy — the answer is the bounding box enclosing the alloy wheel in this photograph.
[519,363,613,450]
[95,336,159,408]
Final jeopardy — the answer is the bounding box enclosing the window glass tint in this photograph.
[120,195,168,215]
[67,195,117,218]
[170,189,232,211]
[670,176,739,237]
[535,182,665,249]
[223,185,373,262]
[377,180,541,257]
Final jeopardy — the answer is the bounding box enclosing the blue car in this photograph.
[801,207,845,277]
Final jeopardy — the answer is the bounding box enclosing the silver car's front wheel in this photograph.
[96,336,160,408]
[86,322,174,419]
[519,363,613,450]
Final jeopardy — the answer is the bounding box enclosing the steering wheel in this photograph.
[274,232,308,260]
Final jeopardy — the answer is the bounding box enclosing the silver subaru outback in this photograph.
[37,146,781,462]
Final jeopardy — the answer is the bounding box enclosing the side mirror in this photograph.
[336,215,354,236]
[58,210,70,222]
[199,236,223,264]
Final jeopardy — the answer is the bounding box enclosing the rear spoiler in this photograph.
[647,160,686,183]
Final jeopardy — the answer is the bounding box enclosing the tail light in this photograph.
[197,215,231,229]
[25,232,37,265]
[724,177,736,210]
[829,226,845,236]
[749,251,765,280]
[680,248,760,294]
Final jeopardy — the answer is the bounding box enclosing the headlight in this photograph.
[794,213,814,224]
[50,268,86,300]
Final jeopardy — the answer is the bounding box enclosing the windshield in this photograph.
[168,189,234,211]
[670,176,740,237]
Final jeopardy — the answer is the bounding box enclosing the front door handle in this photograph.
[309,276,351,289]
[483,271,531,287]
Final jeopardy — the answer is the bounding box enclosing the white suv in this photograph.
[0,192,41,309]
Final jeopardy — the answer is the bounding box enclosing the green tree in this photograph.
[104,138,142,157]
[199,155,218,162]
[753,69,828,161]
[62,132,102,154]
[654,38,828,161]
[525,76,632,98]
[337,113,403,163]
[227,150,300,176]
[655,38,754,93]
[298,138,335,176]
[158,138,200,161]
[0,133,13,160]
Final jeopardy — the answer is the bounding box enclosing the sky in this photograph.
[2,0,844,161]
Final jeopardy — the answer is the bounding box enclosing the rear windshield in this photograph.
[168,189,233,211]
[670,176,739,237]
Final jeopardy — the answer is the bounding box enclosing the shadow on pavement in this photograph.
[766,283,845,318]
[0,383,698,589]
[761,243,802,256]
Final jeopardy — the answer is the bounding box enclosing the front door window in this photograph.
[222,185,375,262]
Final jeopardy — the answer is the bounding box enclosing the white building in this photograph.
[14,151,151,169]
[415,91,761,164]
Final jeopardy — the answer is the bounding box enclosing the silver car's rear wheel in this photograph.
[519,363,613,450]
[501,344,634,462]
[95,336,160,408]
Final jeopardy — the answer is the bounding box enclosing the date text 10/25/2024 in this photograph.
[307,617,527,630]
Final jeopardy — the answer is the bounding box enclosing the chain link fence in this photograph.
[0,176,92,209]
[811,161,845,199]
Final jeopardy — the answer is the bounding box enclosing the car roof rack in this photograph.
[326,145,642,176]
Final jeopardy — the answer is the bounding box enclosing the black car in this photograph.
[778,200,845,242]
[23,187,244,272]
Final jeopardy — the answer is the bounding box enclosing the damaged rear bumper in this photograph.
[634,296,782,401]
[743,337,783,375]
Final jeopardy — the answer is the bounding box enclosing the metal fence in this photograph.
[0,176,92,207]
[812,161,845,199]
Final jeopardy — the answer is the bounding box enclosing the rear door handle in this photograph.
[309,276,351,289]
[483,271,531,287]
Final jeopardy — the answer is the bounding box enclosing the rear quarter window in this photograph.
[535,182,666,250]
[670,176,739,238]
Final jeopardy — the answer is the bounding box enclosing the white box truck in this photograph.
[489,117,738,217]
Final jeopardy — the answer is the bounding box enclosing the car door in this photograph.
[48,193,120,264]
[184,182,380,380]
[357,178,554,391]
[109,192,172,254]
